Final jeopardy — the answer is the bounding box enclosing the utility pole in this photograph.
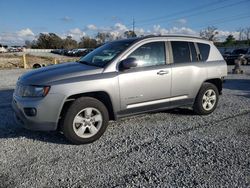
[132,18,135,34]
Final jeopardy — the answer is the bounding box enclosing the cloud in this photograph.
[152,25,169,35]
[114,23,127,31]
[152,25,197,36]
[17,28,34,37]
[175,18,187,25]
[64,28,86,41]
[81,23,198,40]
[85,24,97,31]
[0,28,35,45]
[61,16,73,22]
[217,30,239,41]
[135,28,145,36]
[170,27,197,35]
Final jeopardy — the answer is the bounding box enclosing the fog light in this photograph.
[24,108,37,116]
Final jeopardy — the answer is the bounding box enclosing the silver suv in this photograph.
[12,35,227,144]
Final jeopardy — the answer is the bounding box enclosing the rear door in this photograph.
[170,41,208,100]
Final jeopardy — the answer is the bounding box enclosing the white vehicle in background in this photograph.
[0,46,8,53]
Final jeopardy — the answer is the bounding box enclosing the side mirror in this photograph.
[120,57,137,70]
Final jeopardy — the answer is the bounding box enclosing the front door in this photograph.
[118,41,171,112]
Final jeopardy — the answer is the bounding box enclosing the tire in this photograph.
[33,64,41,69]
[193,83,219,115]
[62,97,109,144]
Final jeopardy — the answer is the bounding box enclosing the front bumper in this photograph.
[12,93,65,131]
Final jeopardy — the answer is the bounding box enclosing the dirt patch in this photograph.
[0,53,78,69]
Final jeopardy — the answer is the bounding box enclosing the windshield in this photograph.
[78,39,135,67]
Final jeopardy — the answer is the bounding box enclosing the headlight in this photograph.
[15,84,50,97]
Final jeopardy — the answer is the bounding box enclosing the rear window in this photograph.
[197,43,210,61]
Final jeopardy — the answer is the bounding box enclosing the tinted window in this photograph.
[197,43,210,61]
[171,41,191,63]
[128,42,166,67]
[189,42,198,62]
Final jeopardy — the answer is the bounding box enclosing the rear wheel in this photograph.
[193,83,219,115]
[62,97,109,144]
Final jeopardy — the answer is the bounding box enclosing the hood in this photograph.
[19,62,103,85]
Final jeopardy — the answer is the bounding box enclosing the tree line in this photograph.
[25,30,137,49]
[200,26,250,47]
[25,26,250,49]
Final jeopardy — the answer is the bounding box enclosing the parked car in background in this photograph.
[243,49,250,64]
[224,48,248,65]
[51,49,66,55]
[221,51,232,60]
[73,48,93,57]
[13,35,227,144]
[65,49,78,56]
[51,48,94,57]
[8,46,23,53]
[8,47,18,52]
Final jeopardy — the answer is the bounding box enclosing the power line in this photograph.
[135,0,229,24]
[195,13,250,29]
[134,0,250,27]
[132,18,135,33]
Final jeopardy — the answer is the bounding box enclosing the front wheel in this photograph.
[62,97,109,144]
[193,83,219,115]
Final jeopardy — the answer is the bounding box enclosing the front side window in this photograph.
[127,42,166,67]
[171,41,191,63]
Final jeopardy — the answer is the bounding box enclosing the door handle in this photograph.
[157,70,169,75]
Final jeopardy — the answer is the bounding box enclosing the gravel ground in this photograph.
[0,66,250,187]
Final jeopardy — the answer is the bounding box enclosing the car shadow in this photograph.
[0,89,70,145]
[165,108,195,115]
[149,108,195,116]
[223,78,250,99]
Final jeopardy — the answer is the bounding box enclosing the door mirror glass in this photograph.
[120,57,137,70]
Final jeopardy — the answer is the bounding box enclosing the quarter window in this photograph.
[127,42,166,67]
[197,43,210,61]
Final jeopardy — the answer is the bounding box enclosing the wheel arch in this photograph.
[203,78,223,95]
[58,91,116,130]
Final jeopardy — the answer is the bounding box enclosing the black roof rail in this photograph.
[138,34,208,41]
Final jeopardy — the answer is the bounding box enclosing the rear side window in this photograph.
[171,41,191,63]
[189,42,198,62]
[171,41,198,63]
[197,43,210,61]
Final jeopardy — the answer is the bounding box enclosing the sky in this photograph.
[0,0,250,45]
